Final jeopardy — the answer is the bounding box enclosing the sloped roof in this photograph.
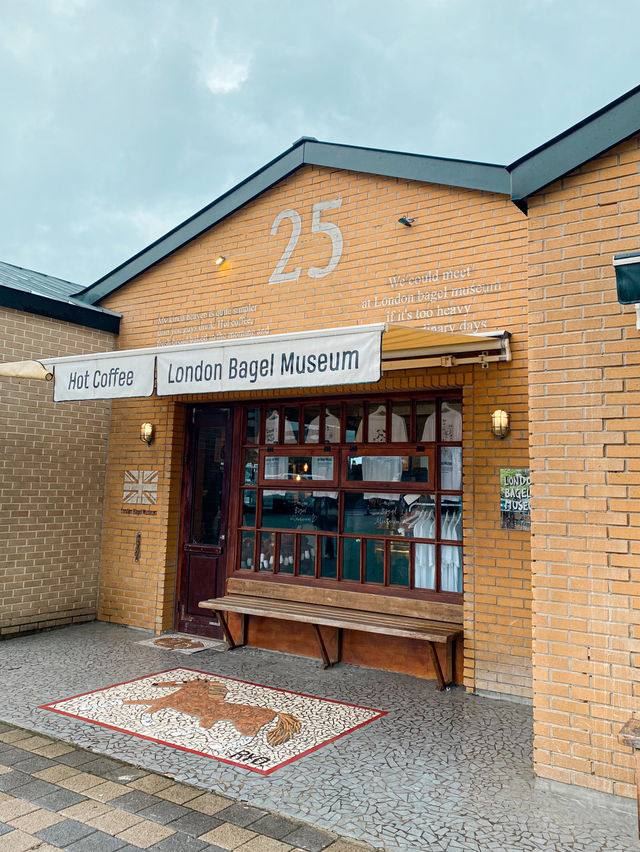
[0,260,120,332]
[76,82,640,307]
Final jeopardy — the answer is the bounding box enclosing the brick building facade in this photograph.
[3,86,640,804]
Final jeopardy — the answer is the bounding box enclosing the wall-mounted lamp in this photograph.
[140,422,155,445]
[490,410,510,439]
[215,255,226,266]
[398,216,415,227]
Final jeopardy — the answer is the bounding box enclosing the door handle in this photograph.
[220,534,226,543]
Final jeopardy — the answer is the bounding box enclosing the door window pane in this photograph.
[191,424,225,545]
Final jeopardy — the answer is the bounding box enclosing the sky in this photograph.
[2,0,640,288]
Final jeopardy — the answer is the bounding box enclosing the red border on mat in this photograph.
[38,667,388,775]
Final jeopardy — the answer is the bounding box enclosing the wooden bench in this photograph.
[200,577,463,691]
[619,718,640,838]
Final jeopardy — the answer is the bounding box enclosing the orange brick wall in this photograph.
[527,136,640,798]
[0,306,114,636]
[100,165,531,696]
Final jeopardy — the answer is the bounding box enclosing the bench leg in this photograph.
[216,610,240,651]
[427,641,447,691]
[312,624,339,669]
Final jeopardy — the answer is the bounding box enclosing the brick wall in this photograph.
[528,136,640,798]
[0,306,114,636]
[100,164,532,696]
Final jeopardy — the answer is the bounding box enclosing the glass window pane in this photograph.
[440,446,462,490]
[365,540,385,584]
[440,496,462,541]
[244,449,258,484]
[415,543,436,589]
[417,401,436,441]
[342,538,361,581]
[320,537,337,578]
[284,407,299,444]
[246,408,260,444]
[303,406,321,443]
[239,531,255,571]
[264,455,334,483]
[441,400,462,441]
[258,532,275,572]
[262,491,338,532]
[190,423,225,545]
[299,535,316,576]
[389,541,410,586]
[398,495,436,539]
[242,489,256,527]
[265,408,280,444]
[391,402,411,442]
[325,404,341,443]
[279,533,295,573]
[345,402,363,443]
[347,454,428,485]
[360,403,388,442]
[440,545,462,592]
[344,493,401,536]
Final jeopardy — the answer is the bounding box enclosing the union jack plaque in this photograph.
[123,469,158,505]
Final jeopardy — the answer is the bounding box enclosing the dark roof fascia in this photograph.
[78,140,509,306]
[303,139,510,194]
[509,83,640,200]
[0,284,121,333]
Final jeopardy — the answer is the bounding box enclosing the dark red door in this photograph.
[177,406,232,638]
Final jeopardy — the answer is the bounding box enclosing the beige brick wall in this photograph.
[100,164,532,697]
[0,306,114,636]
[528,135,640,798]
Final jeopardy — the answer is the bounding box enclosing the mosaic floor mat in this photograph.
[40,668,387,774]
[135,634,225,654]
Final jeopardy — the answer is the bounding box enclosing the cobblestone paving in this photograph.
[0,721,369,851]
[0,622,637,851]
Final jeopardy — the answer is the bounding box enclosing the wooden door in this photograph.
[177,406,232,637]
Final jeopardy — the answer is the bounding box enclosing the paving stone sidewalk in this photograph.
[0,723,378,852]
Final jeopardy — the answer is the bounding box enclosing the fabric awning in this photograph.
[0,359,52,380]
[0,323,511,401]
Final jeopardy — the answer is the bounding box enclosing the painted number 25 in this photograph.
[269,198,343,285]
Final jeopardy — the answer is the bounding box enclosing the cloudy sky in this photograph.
[2,0,640,287]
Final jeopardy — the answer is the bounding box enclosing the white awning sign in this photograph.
[52,354,155,401]
[156,327,381,395]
